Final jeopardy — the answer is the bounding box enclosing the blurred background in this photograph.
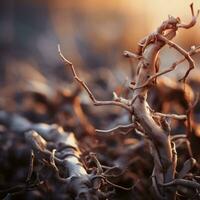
[0,0,200,110]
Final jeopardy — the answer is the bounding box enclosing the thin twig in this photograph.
[130,45,200,92]
[161,179,200,189]
[58,45,132,112]
[123,50,143,59]
[177,3,200,29]
[96,123,135,135]
[152,112,187,120]
[157,34,195,82]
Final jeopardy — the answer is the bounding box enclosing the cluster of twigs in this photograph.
[58,3,200,199]
[0,112,122,200]
[0,3,200,200]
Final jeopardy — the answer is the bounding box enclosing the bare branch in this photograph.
[171,134,187,141]
[91,175,133,191]
[157,34,195,82]
[123,50,142,59]
[128,5,199,199]
[130,45,200,92]
[58,44,132,112]
[177,3,200,29]
[152,112,187,120]
[96,123,136,136]
[161,179,200,189]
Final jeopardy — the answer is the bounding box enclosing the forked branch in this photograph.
[58,45,131,112]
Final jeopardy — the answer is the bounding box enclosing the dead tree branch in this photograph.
[57,3,200,200]
[58,45,132,113]
[129,4,199,200]
[25,129,104,199]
